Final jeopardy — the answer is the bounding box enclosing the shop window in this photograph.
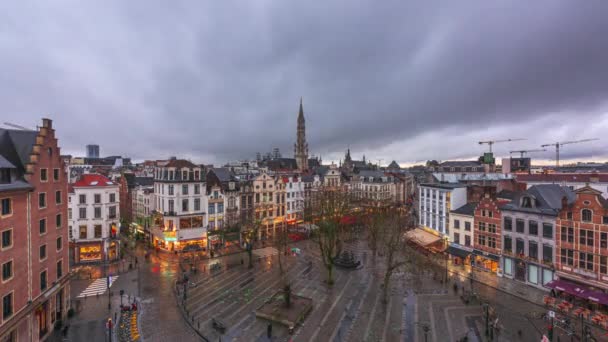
[528,264,538,284]
[582,209,592,222]
[542,269,554,285]
[1,198,11,216]
[2,261,13,281]
[79,246,101,262]
[1,230,12,249]
[2,293,13,320]
[528,221,538,236]
[40,270,47,291]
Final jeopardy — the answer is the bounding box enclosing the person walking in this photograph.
[267,323,272,338]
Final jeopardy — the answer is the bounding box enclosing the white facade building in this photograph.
[285,175,305,223]
[418,183,467,236]
[68,173,121,263]
[151,159,207,251]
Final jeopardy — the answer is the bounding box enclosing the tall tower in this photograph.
[294,98,309,171]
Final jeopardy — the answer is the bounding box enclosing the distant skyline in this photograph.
[1,1,607,166]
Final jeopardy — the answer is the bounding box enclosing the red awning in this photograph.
[340,216,357,225]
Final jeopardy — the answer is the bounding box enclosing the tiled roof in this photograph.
[500,184,575,215]
[497,190,518,200]
[516,173,608,183]
[73,173,116,187]
[451,202,478,216]
[210,168,233,182]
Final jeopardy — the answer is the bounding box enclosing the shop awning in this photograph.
[447,246,471,259]
[472,249,500,262]
[546,279,608,305]
[404,228,442,247]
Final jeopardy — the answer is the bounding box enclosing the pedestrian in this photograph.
[267,323,272,338]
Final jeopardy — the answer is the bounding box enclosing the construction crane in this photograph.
[541,138,599,168]
[478,138,526,153]
[509,149,546,158]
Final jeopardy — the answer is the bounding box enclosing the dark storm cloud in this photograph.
[1,1,607,164]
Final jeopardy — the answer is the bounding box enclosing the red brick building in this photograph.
[118,174,132,224]
[473,191,508,273]
[555,186,608,292]
[0,119,70,341]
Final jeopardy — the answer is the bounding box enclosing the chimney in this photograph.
[42,118,52,128]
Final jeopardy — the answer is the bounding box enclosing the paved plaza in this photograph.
[57,238,599,342]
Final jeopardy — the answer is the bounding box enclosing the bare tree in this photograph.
[309,187,352,285]
[365,211,384,259]
[242,218,261,269]
[378,207,415,303]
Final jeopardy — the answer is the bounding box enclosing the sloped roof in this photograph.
[516,173,608,183]
[451,202,478,216]
[0,128,37,172]
[73,173,116,187]
[500,184,575,215]
[438,160,482,167]
[134,176,154,186]
[497,189,518,200]
[210,167,234,182]
[165,159,197,168]
[0,155,15,168]
[387,160,400,169]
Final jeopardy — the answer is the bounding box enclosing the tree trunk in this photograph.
[326,263,334,285]
[382,268,392,303]
[248,249,253,269]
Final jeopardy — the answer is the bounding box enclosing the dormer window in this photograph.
[182,170,188,180]
[521,196,533,208]
[582,209,593,222]
[0,169,10,183]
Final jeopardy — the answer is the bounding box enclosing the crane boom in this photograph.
[509,149,546,158]
[478,138,526,153]
[540,138,599,168]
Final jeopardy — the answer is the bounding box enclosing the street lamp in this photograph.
[416,322,431,342]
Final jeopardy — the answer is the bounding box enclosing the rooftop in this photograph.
[515,173,608,183]
[73,173,116,187]
[451,202,478,216]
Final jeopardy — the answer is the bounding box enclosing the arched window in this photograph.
[582,209,593,222]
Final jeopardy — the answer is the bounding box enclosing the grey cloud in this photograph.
[1,1,607,164]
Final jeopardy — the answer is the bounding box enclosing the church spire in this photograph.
[294,97,308,171]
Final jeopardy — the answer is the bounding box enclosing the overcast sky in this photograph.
[1,1,607,166]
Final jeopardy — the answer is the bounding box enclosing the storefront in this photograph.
[472,250,500,273]
[447,244,472,266]
[77,243,102,262]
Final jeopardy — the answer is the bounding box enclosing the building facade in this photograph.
[472,192,505,273]
[151,159,207,251]
[418,183,467,236]
[69,174,121,264]
[500,185,572,289]
[0,119,70,341]
[285,175,304,224]
[516,173,608,198]
[555,186,608,291]
[448,202,476,266]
